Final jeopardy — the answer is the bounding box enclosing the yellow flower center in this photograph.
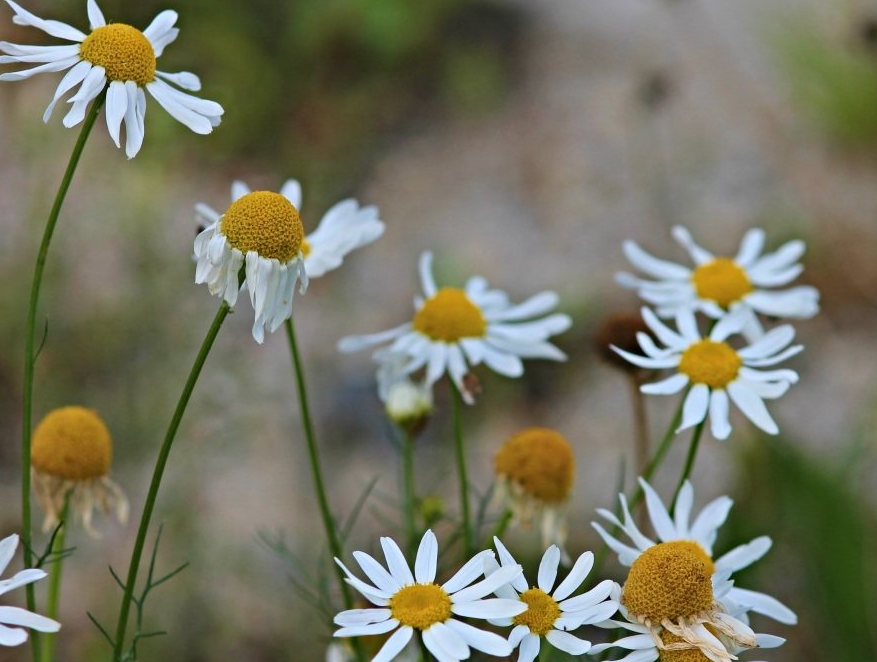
[513,588,561,636]
[412,288,486,342]
[622,541,715,623]
[389,584,452,630]
[79,24,156,85]
[658,632,710,662]
[300,237,312,257]
[31,406,112,481]
[678,340,742,389]
[494,428,574,503]
[220,191,304,262]
[691,258,752,309]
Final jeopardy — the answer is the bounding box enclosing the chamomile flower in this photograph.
[589,479,793,662]
[589,583,785,662]
[493,428,575,558]
[617,226,819,336]
[483,538,618,661]
[613,307,802,439]
[0,0,223,158]
[338,251,572,403]
[31,406,128,537]
[334,530,526,661]
[0,533,61,646]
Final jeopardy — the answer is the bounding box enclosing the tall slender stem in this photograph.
[401,429,417,559]
[21,96,105,662]
[450,383,473,556]
[671,420,705,509]
[42,497,69,662]
[628,375,650,529]
[112,301,230,661]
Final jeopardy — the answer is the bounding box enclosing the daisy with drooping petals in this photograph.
[593,477,797,628]
[483,538,618,661]
[617,226,819,336]
[194,181,309,343]
[196,179,384,280]
[613,307,802,439]
[493,427,575,559]
[338,251,572,403]
[0,0,223,158]
[0,534,61,646]
[31,406,128,537]
[589,478,793,662]
[334,530,526,661]
[589,583,786,662]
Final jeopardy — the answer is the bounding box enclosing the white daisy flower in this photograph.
[483,538,618,662]
[617,226,819,336]
[338,251,572,404]
[0,0,224,158]
[589,583,786,662]
[612,307,802,440]
[589,479,794,662]
[334,529,526,661]
[0,534,61,646]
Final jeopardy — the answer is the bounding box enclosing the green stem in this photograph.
[22,95,105,662]
[284,317,365,662]
[490,509,513,542]
[671,420,705,509]
[401,429,417,560]
[450,383,473,556]
[112,301,230,661]
[42,496,69,662]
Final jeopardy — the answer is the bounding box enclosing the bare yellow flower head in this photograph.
[494,427,574,503]
[691,258,753,309]
[622,541,715,623]
[79,24,156,85]
[412,287,487,342]
[220,191,304,262]
[31,406,128,537]
[513,588,561,637]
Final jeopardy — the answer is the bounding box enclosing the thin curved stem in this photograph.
[671,420,705,510]
[112,301,230,661]
[21,94,104,662]
[401,429,417,560]
[450,383,474,556]
[42,496,69,662]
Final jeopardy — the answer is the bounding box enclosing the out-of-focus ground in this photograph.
[1,0,877,660]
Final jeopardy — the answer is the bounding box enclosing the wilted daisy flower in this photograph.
[593,477,797,627]
[334,529,526,661]
[0,0,223,158]
[484,538,618,661]
[589,583,785,662]
[0,534,61,646]
[617,226,819,335]
[493,427,574,558]
[590,479,793,662]
[31,406,128,537]
[338,251,571,403]
[613,307,802,439]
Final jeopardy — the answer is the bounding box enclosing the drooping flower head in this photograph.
[493,427,574,557]
[617,226,819,337]
[613,307,802,440]
[0,534,61,646]
[339,251,571,403]
[484,538,618,661]
[0,0,223,158]
[334,530,527,661]
[590,478,794,662]
[31,406,128,537]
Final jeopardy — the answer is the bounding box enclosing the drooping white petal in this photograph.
[371,626,413,662]
[155,69,201,91]
[0,54,80,81]
[623,240,691,279]
[727,381,779,434]
[4,0,86,41]
[677,384,709,432]
[545,630,591,655]
[708,389,732,440]
[104,80,127,148]
[146,78,215,134]
[671,226,713,265]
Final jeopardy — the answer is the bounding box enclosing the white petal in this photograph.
[677,384,709,432]
[537,546,560,593]
[738,325,795,360]
[0,536,18,577]
[61,65,105,127]
[481,345,523,377]
[442,550,495,594]
[334,619,399,637]
[673,481,694,535]
[414,530,438,583]
[715,536,771,574]
[334,608,392,627]
[551,551,593,602]
[380,537,414,586]
[518,633,541,662]
[0,623,28,647]
[613,346,678,370]
[545,630,591,655]
[104,80,127,148]
[639,478,677,542]
[146,79,214,134]
[0,54,79,81]
[558,579,615,612]
[623,240,691,279]
[735,228,765,267]
[641,307,688,350]
[418,251,437,297]
[748,239,805,275]
[155,69,201,91]
[0,43,79,62]
[671,225,713,265]
[492,538,527,593]
[445,619,512,656]
[688,496,733,552]
[451,563,522,604]
[746,287,819,319]
[0,569,47,597]
[727,381,779,434]
[450,598,526,619]
[708,389,732,440]
[4,0,86,41]
[352,552,400,594]
[426,622,468,659]
[337,324,411,353]
[41,59,91,122]
[422,627,457,662]
[86,0,105,29]
[142,9,178,48]
[727,587,797,625]
[371,626,413,662]
[0,606,59,633]
[486,291,558,322]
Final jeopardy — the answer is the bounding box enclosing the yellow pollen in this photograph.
[691,258,752,309]
[220,191,304,262]
[31,406,112,481]
[678,340,742,389]
[513,588,561,636]
[412,288,486,342]
[494,428,574,503]
[389,584,452,630]
[622,541,715,623]
[300,237,312,257]
[658,632,710,662]
[79,24,156,85]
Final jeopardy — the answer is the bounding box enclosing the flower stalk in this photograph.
[450,382,474,556]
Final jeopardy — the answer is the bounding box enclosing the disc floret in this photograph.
[79,23,156,85]
[513,588,561,636]
[691,258,753,309]
[677,340,742,389]
[389,583,452,630]
[412,287,487,342]
[220,191,304,262]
